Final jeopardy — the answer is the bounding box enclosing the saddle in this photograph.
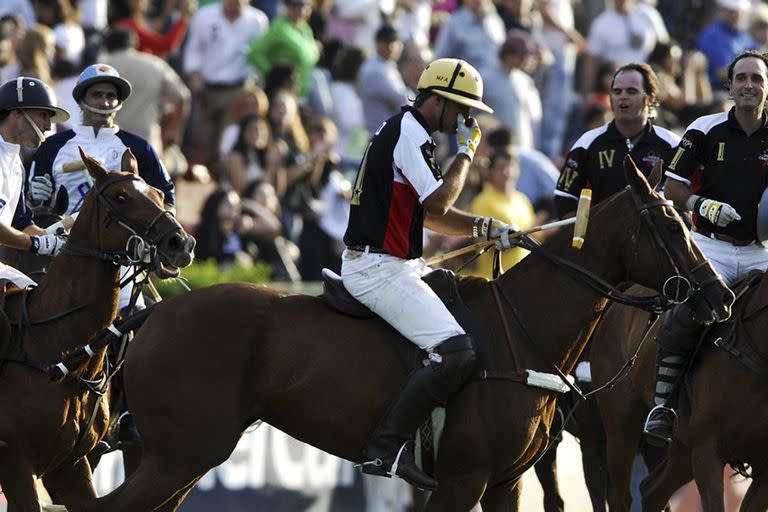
[0,279,23,366]
[321,268,490,352]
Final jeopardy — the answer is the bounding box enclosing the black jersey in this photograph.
[344,106,443,259]
[554,121,680,217]
[665,109,768,241]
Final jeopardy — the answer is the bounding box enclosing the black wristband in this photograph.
[693,196,706,214]
[30,236,39,254]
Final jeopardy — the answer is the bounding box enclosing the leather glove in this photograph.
[456,113,481,162]
[30,233,66,256]
[488,218,519,251]
[29,175,54,205]
[690,195,741,228]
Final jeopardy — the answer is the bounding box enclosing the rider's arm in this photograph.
[0,222,35,250]
[424,206,476,236]
[422,154,472,215]
[664,178,693,211]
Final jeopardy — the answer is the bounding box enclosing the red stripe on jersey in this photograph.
[382,181,419,257]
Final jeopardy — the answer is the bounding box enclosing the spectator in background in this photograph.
[749,3,768,52]
[391,0,431,50]
[35,0,84,72]
[101,27,191,160]
[219,79,270,157]
[16,24,55,86]
[325,0,389,54]
[580,0,669,96]
[110,0,194,58]
[647,40,715,129]
[398,41,431,94]
[470,149,535,278]
[183,0,268,178]
[358,24,408,136]
[0,0,35,29]
[481,29,542,151]
[486,126,560,224]
[539,0,585,161]
[696,0,754,91]
[433,0,506,71]
[328,44,366,163]
[239,178,299,281]
[296,116,346,279]
[0,19,20,83]
[307,37,344,117]
[223,114,279,194]
[247,0,320,99]
[195,187,253,269]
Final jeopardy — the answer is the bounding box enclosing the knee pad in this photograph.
[656,303,702,354]
[429,335,477,401]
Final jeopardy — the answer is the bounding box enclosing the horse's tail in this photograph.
[47,305,156,381]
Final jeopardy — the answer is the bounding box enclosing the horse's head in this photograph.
[619,155,733,324]
[66,147,195,278]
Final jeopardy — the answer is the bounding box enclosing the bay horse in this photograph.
[84,157,733,512]
[0,148,195,512]
[592,273,768,512]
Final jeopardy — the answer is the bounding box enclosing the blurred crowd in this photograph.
[2,0,768,282]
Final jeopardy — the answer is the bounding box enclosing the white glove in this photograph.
[29,175,54,205]
[488,218,519,251]
[456,113,481,162]
[691,195,741,228]
[31,233,65,256]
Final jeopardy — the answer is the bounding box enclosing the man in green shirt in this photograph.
[247,0,319,98]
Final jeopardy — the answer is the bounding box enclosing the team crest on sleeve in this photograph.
[680,136,693,149]
[420,141,441,180]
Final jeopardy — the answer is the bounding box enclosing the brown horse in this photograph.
[84,157,733,512]
[0,148,194,512]
[593,272,768,512]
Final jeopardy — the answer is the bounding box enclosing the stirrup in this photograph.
[643,404,677,445]
[354,442,406,477]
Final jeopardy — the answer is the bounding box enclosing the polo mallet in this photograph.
[571,188,592,250]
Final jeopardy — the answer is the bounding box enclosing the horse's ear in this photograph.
[121,149,139,176]
[52,185,68,217]
[624,154,653,196]
[647,158,663,189]
[79,146,109,182]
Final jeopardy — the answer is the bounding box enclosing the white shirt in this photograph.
[0,135,24,228]
[183,3,268,83]
[587,6,669,64]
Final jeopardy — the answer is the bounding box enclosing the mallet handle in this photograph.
[426,217,577,266]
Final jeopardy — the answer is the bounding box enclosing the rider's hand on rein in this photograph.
[689,195,741,228]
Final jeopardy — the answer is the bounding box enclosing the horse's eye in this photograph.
[115,193,128,204]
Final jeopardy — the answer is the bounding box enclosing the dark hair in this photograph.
[412,90,434,107]
[264,63,298,100]
[102,27,137,52]
[726,50,768,82]
[331,46,366,83]
[489,150,515,169]
[612,62,660,98]
[108,0,133,23]
[486,127,517,149]
[231,114,267,167]
[647,41,680,69]
[195,187,239,262]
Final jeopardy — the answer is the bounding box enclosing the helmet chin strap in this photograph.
[22,110,46,144]
[81,102,123,116]
[437,97,449,133]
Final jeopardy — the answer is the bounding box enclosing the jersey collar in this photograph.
[402,106,432,135]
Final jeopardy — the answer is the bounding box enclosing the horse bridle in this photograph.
[629,189,724,309]
[61,173,183,271]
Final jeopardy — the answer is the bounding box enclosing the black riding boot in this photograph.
[361,334,477,490]
[643,304,701,446]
